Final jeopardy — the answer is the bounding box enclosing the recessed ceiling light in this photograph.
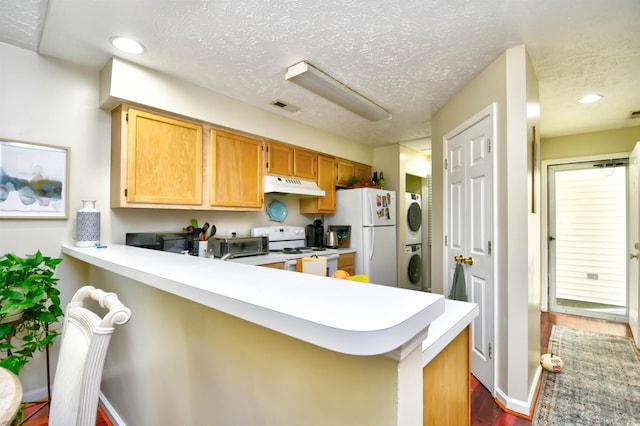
[110,36,145,54]
[578,94,602,104]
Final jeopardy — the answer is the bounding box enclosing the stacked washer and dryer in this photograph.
[405,193,424,291]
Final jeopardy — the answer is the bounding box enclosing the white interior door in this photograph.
[629,143,640,348]
[444,107,495,393]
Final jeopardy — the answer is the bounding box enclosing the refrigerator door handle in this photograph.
[365,195,374,226]
[367,227,375,261]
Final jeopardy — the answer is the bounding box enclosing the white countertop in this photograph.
[62,244,444,357]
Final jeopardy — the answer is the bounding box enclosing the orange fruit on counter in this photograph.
[331,270,351,279]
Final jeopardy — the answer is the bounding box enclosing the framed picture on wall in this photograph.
[0,139,70,219]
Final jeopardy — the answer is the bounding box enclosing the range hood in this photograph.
[263,175,325,198]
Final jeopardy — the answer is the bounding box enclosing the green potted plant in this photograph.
[0,251,64,375]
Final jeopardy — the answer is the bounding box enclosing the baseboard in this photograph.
[494,366,542,419]
[20,386,125,426]
[21,386,48,403]
[99,392,127,426]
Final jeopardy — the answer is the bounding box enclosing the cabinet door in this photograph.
[338,253,355,275]
[294,148,317,180]
[423,327,470,425]
[354,163,372,183]
[125,108,203,205]
[266,140,293,177]
[336,158,356,187]
[300,154,336,214]
[209,130,263,209]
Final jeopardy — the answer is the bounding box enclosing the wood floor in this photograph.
[470,311,634,426]
[18,402,111,426]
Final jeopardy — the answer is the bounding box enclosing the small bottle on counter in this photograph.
[379,172,385,189]
[372,171,378,186]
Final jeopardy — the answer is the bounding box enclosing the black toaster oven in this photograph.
[125,232,194,254]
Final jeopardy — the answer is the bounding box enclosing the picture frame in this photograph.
[0,139,70,219]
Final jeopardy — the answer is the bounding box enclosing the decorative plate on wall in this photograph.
[266,199,287,223]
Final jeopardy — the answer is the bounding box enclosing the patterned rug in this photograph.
[532,325,640,425]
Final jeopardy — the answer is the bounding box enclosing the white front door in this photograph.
[629,142,640,348]
[547,162,628,320]
[444,105,495,393]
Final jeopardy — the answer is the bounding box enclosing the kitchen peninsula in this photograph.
[62,244,477,426]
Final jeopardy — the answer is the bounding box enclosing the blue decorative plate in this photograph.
[266,199,287,223]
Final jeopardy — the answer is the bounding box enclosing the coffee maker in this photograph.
[305,218,325,248]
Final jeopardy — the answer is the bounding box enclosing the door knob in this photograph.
[631,253,639,260]
[454,255,474,266]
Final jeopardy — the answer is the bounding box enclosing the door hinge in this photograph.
[444,158,448,170]
[488,241,492,255]
[444,235,448,246]
[487,139,491,153]
[488,343,493,359]
[124,188,128,197]
[125,113,128,123]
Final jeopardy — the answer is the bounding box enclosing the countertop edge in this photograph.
[421,299,479,366]
[62,244,445,357]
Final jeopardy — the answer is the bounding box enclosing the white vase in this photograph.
[76,200,100,247]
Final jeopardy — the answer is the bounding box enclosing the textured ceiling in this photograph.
[1,0,639,152]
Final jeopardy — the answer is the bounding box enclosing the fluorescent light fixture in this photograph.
[110,36,145,54]
[578,94,602,104]
[285,61,391,122]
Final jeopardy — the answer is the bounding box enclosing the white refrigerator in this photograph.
[327,188,397,286]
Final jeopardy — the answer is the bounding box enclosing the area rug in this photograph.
[532,325,640,425]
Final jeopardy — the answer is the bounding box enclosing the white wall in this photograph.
[431,44,540,415]
[0,42,110,393]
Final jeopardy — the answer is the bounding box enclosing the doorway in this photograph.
[547,160,628,321]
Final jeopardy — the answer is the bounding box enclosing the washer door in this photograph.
[407,202,422,232]
[408,253,422,285]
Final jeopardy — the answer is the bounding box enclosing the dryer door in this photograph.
[407,202,422,233]
[408,253,422,285]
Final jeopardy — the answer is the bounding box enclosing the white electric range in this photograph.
[250,225,339,274]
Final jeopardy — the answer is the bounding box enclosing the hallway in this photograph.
[470,312,633,425]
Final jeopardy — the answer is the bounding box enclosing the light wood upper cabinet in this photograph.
[354,163,372,183]
[209,129,263,210]
[336,158,372,187]
[111,105,203,207]
[293,148,317,180]
[336,158,355,187]
[265,140,294,177]
[266,140,317,180]
[300,154,336,214]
